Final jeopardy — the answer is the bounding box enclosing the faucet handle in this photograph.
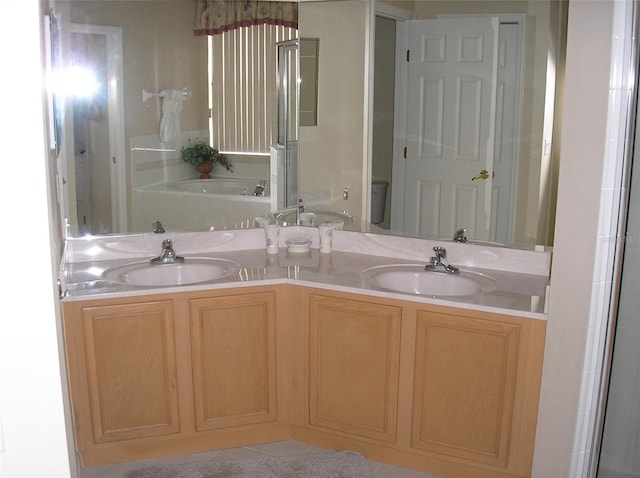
[151,238,184,264]
[426,245,459,274]
[253,181,266,196]
[153,220,165,234]
[453,228,467,243]
[433,246,447,259]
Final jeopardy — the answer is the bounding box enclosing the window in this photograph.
[209,24,297,154]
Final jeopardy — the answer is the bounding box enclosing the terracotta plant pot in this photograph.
[196,162,214,179]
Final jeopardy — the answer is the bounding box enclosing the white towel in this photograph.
[159,89,188,142]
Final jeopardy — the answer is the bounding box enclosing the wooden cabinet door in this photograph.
[411,309,521,468]
[78,300,180,444]
[190,291,277,430]
[308,294,402,442]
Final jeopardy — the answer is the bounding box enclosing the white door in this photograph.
[69,24,127,235]
[396,18,498,240]
[490,21,523,244]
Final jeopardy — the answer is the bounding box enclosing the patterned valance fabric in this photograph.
[194,0,298,36]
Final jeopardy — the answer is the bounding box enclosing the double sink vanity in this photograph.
[60,227,550,478]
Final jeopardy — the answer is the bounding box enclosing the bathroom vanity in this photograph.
[60,228,549,477]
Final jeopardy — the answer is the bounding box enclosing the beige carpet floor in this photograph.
[122,450,373,478]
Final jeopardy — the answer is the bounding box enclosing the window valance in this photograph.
[194,0,298,36]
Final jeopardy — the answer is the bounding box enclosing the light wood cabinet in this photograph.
[189,292,277,430]
[411,310,521,467]
[63,284,545,477]
[62,287,286,466]
[408,306,545,477]
[66,299,180,445]
[294,288,546,478]
[308,294,401,442]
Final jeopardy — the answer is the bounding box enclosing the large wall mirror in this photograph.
[52,0,566,249]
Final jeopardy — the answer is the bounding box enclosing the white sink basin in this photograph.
[275,209,353,228]
[361,264,497,297]
[103,258,240,287]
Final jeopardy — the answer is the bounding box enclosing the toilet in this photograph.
[370,180,389,225]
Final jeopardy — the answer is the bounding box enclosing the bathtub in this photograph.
[168,178,270,197]
[132,177,274,232]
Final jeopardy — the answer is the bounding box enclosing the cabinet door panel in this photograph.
[190,292,277,430]
[81,301,180,443]
[412,310,519,467]
[309,294,402,442]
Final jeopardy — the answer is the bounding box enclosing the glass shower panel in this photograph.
[277,40,299,209]
[594,5,640,474]
[596,155,640,478]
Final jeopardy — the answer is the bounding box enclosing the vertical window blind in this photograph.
[209,24,297,154]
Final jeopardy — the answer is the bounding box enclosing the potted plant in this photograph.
[181,139,232,179]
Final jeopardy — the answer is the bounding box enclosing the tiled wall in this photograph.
[130,132,201,189]
[130,131,270,189]
[129,131,273,232]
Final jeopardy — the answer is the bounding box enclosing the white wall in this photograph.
[299,0,368,217]
[0,0,72,477]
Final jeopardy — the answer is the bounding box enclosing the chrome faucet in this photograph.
[153,220,165,234]
[150,239,184,265]
[453,228,467,243]
[253,180,266,197]
[425,246,459,274]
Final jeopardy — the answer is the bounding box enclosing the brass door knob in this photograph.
[472,169,490,180]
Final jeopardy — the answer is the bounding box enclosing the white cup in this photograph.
[265,254,280,278]
[318,224,334,253]
[264,225,280,254]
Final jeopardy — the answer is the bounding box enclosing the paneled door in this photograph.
[398,17,499,240]
[189,292,278,431]
[308,294,402,442]
[411,309,520,468]
[77,300,180,444]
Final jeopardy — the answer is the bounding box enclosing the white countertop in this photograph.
[60,228,551,319]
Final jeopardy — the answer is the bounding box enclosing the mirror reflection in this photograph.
[57,0,298,236]
[54,0,565,249]
[299,0,566,247]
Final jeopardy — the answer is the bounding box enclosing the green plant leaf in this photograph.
[181,139,232,172]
